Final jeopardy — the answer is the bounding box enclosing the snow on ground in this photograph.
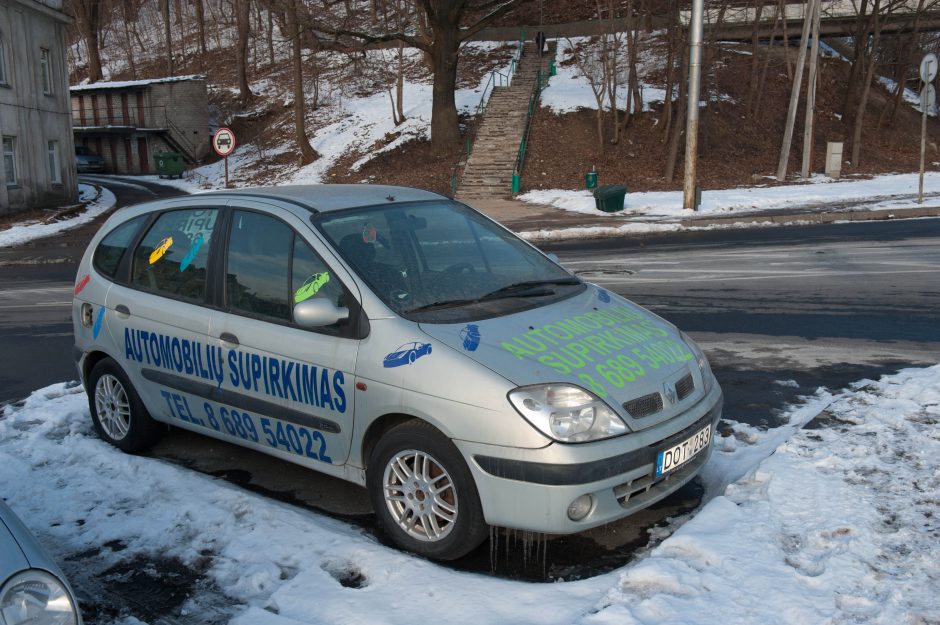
[0,184,117,248]
[541,37,667,114]
[1,364,938,624]
[516,171,940,240]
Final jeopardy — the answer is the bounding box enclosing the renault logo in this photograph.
[663,383,677,404]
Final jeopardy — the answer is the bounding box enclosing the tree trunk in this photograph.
[665,33,689,182]
[396,42,406,123]
[851,1,882,167]
[162,0,174,75]
[427,10,461,155]
[77,0,103,82]
[661,0,679,139]
[288,0,318,165]
[755,1,781,116]
[236,0,252,107]
[842,0,872,118]
[195,0,208,56]
[745,0,764,116]
[267,10,275,66]
[121,0,137,79]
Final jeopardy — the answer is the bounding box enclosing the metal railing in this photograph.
[511,41,556,195]
[451,32,526,196]
[71,104,199,161]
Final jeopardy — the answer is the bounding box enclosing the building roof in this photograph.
[209,185,446,213]
[70,75,206,93]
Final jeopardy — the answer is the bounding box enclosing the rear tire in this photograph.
[367,420,487,560]
[88,358,163,453]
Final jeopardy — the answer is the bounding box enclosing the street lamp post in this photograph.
[683,0,704,210]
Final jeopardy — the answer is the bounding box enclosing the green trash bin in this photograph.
[585,171,598,189]
[154,152,184,179]
[593,184,627,213]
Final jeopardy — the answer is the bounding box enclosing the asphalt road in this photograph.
[3,183,939,592]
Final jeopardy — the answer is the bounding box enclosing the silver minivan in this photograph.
[72,185,722,560]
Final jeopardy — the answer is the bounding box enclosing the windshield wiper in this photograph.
[477,278,581,302]
[407,278,580,314]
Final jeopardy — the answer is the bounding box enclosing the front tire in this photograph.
[367,420,488,560]
[88,358,163,453]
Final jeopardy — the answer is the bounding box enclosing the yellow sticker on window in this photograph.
[294,272,330,304]
[149,236,174,264]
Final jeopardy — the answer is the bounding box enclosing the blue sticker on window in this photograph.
[92,306,105,339]
[383,342,432,368]
[460,324,481,351]
[598,289,611,303]
[179,233,205,272]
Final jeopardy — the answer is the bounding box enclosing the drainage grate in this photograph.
[675,373,695,401]
[623,392,664,418]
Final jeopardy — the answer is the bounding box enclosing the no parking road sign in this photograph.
[212,128,236,157]
[213,128,236,188]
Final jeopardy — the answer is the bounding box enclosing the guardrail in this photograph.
[451,32,525,196]
[511,41,555,196]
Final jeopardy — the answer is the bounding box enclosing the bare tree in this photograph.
[194,0,208,56]
[68,0,104,82]
[286,0,318,164]
[851,0,884,166]
[567,37,611,154]
[236,0,252,107]
[316,0,531,154]
[162,0,174,75]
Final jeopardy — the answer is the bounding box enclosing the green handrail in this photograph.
[450,31,526,197]
[510,37,557,196]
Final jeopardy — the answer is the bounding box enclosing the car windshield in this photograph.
[316,201,582,322]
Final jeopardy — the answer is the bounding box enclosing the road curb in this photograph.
[679,206,940,227]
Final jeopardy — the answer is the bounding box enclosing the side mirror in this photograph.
[293,298,349,328]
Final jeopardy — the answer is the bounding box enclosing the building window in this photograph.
[40,48,52,95]
[0,37,7,86]
[47,140,61,184]
[3,137,17,186]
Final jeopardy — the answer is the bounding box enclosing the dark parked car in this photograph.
[0,499,82,624]
[74,146,105,173]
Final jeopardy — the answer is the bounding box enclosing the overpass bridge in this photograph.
[681,1,940,40]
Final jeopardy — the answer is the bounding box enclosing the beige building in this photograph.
[0,0,77,215]
[70,75,210,175]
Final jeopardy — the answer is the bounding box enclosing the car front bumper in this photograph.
[456,386,723,534]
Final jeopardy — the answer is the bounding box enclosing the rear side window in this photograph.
[93,215,145,278]
[131,208,219,302]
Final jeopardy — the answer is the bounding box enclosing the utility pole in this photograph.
[801,0,821,178]
[776,0,813,181]
[683,0,704,210]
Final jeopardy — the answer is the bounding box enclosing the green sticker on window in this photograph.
[294,272,330,303]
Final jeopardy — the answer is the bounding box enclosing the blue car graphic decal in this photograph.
[598,289,611,303]
[383,342,432,368]
[460,324,481,351]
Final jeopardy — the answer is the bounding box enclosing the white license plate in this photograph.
[655,424,712,477]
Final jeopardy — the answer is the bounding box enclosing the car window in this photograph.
[130,208,218,302]
[291,234,344,309]
[93,215,146,278]
[226,210,293,320]
[317,201,578,321]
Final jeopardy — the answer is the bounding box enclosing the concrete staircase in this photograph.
[455,41,554,200]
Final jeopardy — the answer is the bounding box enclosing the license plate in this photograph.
[655,424,712,477]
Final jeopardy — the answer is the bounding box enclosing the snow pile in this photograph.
[0,184,116,247]
[520,172,940,220]
[1,364,938,624]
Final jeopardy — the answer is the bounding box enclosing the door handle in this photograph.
[115,304,131,317]
[219,332,239,347]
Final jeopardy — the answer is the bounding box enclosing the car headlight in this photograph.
[0,569,78,625]
[508,384,628,443]
[681,332,714,394]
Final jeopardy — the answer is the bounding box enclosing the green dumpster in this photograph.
[154,152,184,179]
[593,184,627,213]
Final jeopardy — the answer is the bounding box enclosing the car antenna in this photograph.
[386,195,395,202]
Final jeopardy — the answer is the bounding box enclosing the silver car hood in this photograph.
[420,284,704,431]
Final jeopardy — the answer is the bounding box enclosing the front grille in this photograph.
[675,373,695,401]
[624,392,664,418]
